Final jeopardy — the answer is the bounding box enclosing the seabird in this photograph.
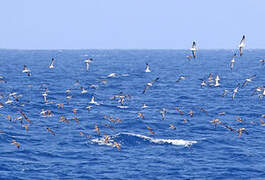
[210,119,222,127]
[137,112,145,119]
[22,65,31,76]
[86,105,92,110]
[145,63,151,72]
[222,89,229,97]
[238,35,246,56]
[214,75,220,87]
[5,98,13,104]
[237,128,248,138]
[190,41,197,58]
[251,86,263,96]
[94,124,100,135]
[46,127,56,136]
[65,89,71,94]
[89,96,100,105]
[242,75,256,88]
[84,58,93,71]
[232,83,240,100]
[259,119,265,126]
[208,73,214,84]
[42,91,48,103]
[146,126,155,135]
[169,124,176,130]
[11,140,20,149]
[188,110,194,117]
[81,87,88,94]
[259,59,265,65]
[143,77,159,94]
[160,108,167,120]
[107,73,117,78]
[142,103,148,109]
[199,79,207,87]
[113,142,121,151]
[230,53,236,70]
[49,58,55,69]
[176,76,186,83]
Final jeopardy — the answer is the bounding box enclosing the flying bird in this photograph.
[238,35,246,56]
[145,63,151,72]
[242,75,256,88]
[190,41,197,58]
[176,76,186,83]
[143,77,159,94]
[237,128,248,138]
[232,83,240,100]
[11,140,20,149]
[230,53,236,70]
[22,65,31,76]
[146,126,155,135]
[84,58,93,71]
[49,58,55,69]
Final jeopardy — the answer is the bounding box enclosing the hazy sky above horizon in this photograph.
[1,0,265,49]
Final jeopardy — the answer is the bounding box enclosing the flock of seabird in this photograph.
[1,34,265,151]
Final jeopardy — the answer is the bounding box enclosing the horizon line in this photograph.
[1,48,265,51]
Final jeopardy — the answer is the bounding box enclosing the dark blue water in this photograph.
[0,49,265,179]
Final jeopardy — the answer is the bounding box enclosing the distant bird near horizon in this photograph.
[84,58,93,71]
[239,35,246,56]
[22,65,31,76]
[190,41,197,58]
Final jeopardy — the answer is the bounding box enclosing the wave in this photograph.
[89,132,197,147]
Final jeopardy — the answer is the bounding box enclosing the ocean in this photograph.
[0,49,265,179]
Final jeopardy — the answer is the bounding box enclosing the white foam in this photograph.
[90,137,114,147]
[117,132,197,147]
[117,105,128,109]
[90,132,197,147]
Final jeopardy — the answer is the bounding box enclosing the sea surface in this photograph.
[0,49,265,179]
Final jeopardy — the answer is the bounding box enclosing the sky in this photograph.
[0,0,265,49]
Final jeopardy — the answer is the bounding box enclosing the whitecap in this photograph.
[118,132,197,147]
[117,105,128,109]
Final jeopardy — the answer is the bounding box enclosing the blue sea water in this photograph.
[0,49,265,179]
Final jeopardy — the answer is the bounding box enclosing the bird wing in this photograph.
[239,35,245,47]
[242,80,248,88]
[249,74,256,80]
[50,59,54,67]
[192,50,196,58]
[151,77,159,84]
[239,47,243,56]
[143,84,150,94]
